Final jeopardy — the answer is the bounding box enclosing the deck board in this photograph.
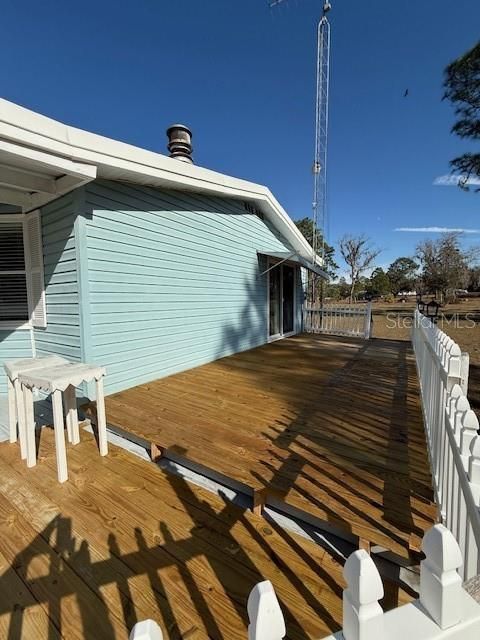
[97,334,437,558]
[0,430,412,639]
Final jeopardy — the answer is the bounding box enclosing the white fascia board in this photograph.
[0,98,316,261]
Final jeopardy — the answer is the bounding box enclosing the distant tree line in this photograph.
[294,223,480,303]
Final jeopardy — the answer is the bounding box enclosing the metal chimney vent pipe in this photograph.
[166,124,193,163]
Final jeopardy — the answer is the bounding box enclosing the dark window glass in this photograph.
[282,265,295,334]
[0,222,28,321]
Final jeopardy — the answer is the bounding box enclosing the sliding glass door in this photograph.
[268,262,296,339]
[269,265,281,337]
[282,265,295,334]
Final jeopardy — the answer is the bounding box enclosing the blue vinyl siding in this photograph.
[0,331,32,393]
[84,180,300,395]
[34,193,82,363]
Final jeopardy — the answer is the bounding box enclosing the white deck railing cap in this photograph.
[449,342,462,357]
[462,410,479,432]
[469,436,480,486]
[422,525,463,573]
[129,619,163,640]
[450,384,463,399]
[247,580,286,640]
[455,394,470,409]
[344,549,384,603]
[470,436,480,459]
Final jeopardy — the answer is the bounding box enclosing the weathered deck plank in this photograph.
[97,334,437,557]
[0,430,412,639]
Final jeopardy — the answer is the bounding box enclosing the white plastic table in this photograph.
[4,356,68,459]
[18,362,107,483]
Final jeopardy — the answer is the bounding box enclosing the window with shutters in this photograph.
[0,211,46,328]
[0,219,29,323]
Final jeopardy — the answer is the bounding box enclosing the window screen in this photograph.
[0,221,29,321]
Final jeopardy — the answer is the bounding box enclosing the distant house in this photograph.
[0,100,325,396]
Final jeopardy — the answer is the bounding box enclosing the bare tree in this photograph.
[416,232,479,301]
[339,235,381,302]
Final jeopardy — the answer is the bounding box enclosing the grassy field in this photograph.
[370,300,480,413]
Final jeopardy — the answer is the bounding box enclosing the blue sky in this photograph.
[1,0,479,272]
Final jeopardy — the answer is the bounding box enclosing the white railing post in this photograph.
[420,524,463,630]
[460,410,480,461]
[343,549,384,640]
[363,302,372,339]
[460,352,470,395]
[247,580,286,640]
[129,620,163,640]
[452,394,470,440]
[245,520,480,640]
[468,435,480,504]
[447,384,463,419]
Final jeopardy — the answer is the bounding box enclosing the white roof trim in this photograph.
[0,98,320,263]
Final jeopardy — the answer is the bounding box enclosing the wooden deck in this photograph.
[93,334,438,559]
[0,429,411,639]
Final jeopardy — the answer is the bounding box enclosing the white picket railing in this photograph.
[412,309,480,580]
[130,524,480,640]
[303,302,372,339]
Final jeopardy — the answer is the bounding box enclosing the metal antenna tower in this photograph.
[313,2,331,268]
[269,0,332,298]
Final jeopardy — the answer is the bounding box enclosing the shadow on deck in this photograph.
[91,333,437,559]
[0,430,414,639]
[0,332,426,638]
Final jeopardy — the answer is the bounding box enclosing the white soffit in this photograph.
[0,136,97,212]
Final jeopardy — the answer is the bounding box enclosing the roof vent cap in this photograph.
[166,124,193,163]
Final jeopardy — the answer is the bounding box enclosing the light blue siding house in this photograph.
[0,100,325,398]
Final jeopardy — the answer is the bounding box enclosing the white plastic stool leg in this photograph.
[65,385,79,445]
[23,385,36,468]
[7,377,17,443]
[15,379,27,459]
[96,377,108,456]
[65,391,73,443]
[52,389,68,483]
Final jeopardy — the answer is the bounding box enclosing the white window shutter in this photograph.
[24,210,47,328]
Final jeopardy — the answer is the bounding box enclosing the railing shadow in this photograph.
[0,453,339,639]
[210,324,435,559]
[201,294,435,607]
